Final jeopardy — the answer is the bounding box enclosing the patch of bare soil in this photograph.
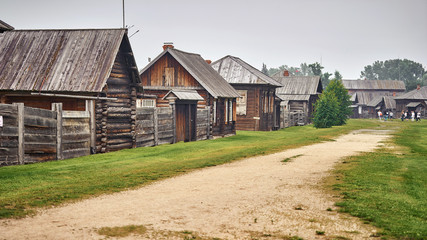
[0,130,391,240]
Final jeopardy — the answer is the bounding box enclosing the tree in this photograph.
[325,79,352,125]
[261,63,268,75]
[309,62,323,76]
[321,72,332,89]
[313,91,339,128]
[360,59,426,91]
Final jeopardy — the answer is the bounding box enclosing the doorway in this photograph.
[175,103,197,142]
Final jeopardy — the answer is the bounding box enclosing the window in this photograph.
[213,100,217,124]
[263,92,268,113]
[137,99,156,108]
[236,90,247,115]
[164,67,174,86]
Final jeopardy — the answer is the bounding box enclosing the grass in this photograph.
[331,120,427,239]
[0,119,380,219]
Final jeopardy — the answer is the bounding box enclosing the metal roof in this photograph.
[395,86,427,100]
[211,55,282,87]
[140,48,240,99]
[163,89,204,101]
[273,76,322,95]
[342,80,406,91]
[0,29,127,93]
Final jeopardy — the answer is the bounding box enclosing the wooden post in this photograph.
[52,103,63,160]
[154,106,159,146]
[86,100,96,154]
[170,100,176,144]
[14,103,24,165]
[206,106,211,139]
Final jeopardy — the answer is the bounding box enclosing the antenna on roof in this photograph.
[122,0,125,28]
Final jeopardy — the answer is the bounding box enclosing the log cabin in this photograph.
[342,80,406,118]
[0,28,141,154]
[211,55,282,131]
[139,45,240,142]
[394,85,427,118]
[272,71,323,127]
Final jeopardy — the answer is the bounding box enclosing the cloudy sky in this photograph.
[2,0,426,79]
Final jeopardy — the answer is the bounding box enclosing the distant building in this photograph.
[342,80,406,118]
[394,85,427,118]
[272,71,323,127]
[211,55,282,131]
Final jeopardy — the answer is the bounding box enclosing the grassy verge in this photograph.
[0,119,380,219]
[331,120,427,239]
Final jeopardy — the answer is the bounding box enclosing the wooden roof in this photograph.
[342,80,406,91]
[352,91,398,105]
[140,48,240,99]
[211,55,282,87]
[395,86,427,100]
[273,76,322,96]
[0,29,130,93]
[0,19,14,32]
[367,96,396,109]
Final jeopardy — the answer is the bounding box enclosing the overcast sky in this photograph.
[2,0,426,79]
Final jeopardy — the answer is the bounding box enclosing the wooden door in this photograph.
[175,103,197,142]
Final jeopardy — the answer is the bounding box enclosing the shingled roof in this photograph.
[0,29,131,93]
[342,80,406,91]
[273,76,322,96]
[140,48,240,98]
[211,55,282,87]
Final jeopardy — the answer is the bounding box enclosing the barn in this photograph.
[211,55,282,131]
[272,72,323,127]
[0,28,141,156]
[139,45,240,142]
[342,80,406,118]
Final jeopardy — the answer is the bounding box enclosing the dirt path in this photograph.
[0,130,391,240]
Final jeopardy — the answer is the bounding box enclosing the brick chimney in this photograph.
[283,70,290,77]
[393,92,396,97]
[163,42,174,51]
[205,60,212,64]
[417,84,421,90]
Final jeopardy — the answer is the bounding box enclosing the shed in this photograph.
[211,55,282,131]
[139,45,240,142]
[272,75,323,127]
[0,29,141,154]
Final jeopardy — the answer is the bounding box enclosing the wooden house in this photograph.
[394,86,427,118]
[366,96,397,118]
[342,80,406,118]
[211,56,282,131]
[272,73,323,127]
[139,45,240,142]
[0,29,141,154]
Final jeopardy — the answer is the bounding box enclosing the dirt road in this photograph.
[0,130,391,240]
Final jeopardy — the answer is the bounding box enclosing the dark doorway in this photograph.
[175,102,197,142]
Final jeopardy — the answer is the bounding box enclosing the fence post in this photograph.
[52,103,63,160]
[170,100,176,144]
[86,100,96,154]
[13,103,24,165]
[206,106,211,139]
[154,106,159,146]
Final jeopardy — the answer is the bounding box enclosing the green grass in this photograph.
[333,120,427,239]
[0,119,381,219]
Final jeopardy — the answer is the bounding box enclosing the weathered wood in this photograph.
[14,103,24,165]
[52,103,63,160]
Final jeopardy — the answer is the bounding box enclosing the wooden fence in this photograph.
[0,103,92,166]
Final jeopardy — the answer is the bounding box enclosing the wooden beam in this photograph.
[13,103,24,165]
[30,92,117,101]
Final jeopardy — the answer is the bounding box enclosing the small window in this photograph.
[236,90,247,115]
[137,99,156,108]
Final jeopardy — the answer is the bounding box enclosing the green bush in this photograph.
[313,91,339,128]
